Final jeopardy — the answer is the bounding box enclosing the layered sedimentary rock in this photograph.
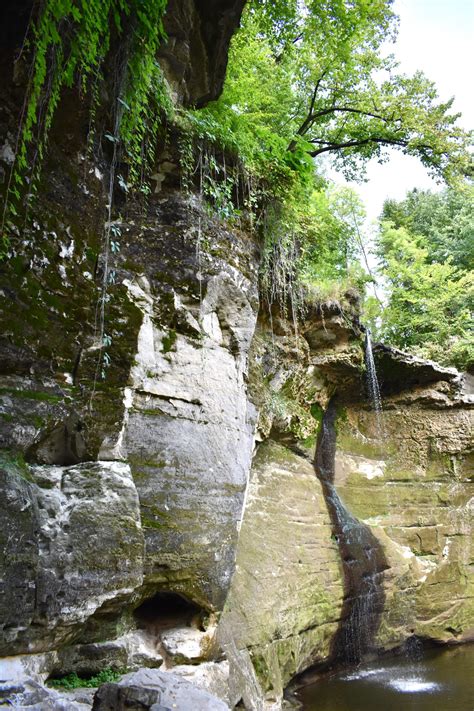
[222,305,473,700]
[221,441,344,700]
[0,460,143,655]
[1,0,255,658]
[0,1,473,708]
[335,378,474,648]
[0,187,259,652]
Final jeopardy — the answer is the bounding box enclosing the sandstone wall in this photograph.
[0,2,472,708]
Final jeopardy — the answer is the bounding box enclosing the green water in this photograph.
[296,645,474,711]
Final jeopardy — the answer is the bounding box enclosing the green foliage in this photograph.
[183,0,472,311]
[298,186,367,282]
[198,1,471,184]
[3,0,471,371]
[162,328,177,353]
[382,184,474,271]
[48,667,126,689]
[258,182,370,317]
[0,451,33,482]
[2,0,170,238]
[372,197,474,370]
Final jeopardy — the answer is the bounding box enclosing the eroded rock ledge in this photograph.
[0,0,472,708]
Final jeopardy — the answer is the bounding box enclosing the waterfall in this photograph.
[364,329,384,435]
[314,400,387,664]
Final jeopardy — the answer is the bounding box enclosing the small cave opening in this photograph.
[133,592,206,634]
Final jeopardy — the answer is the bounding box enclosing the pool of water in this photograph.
[296,644,474,711]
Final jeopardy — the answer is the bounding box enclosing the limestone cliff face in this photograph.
[221,441,344,700]
[0,0,256,669]
[0,2,473,709]
[335,363,474,649]
[221,306,473,702]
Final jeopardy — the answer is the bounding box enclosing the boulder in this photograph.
[53,631,163,678]
[0,678,90,710]
[168,661,234,706]
[160,627,213,665]
[92,669,229,710]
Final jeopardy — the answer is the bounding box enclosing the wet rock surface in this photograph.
[335,391,474,648]
[92,668,230,710]
[220,441,344,699]
[0,461,143,655]
[159,0,246,106]
[0,2,473,709]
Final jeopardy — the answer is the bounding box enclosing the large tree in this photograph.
[203,0,472,183]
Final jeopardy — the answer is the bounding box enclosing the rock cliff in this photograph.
[0,1,472,709]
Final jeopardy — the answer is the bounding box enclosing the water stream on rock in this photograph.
[364,329,384,436]
[314,399,387,664]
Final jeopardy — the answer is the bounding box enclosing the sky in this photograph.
[331,0,474,223]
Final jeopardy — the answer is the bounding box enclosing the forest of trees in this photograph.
[370,186,473,370]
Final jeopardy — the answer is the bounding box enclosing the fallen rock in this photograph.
[168,661,232,705]
[92,668,230,710]
[54,630,163,677]
[0,678,90,710]
[160,627,212,664]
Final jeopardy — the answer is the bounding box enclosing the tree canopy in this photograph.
[369,185,474,371]
[196,0,472,183]
[382,184,474,271]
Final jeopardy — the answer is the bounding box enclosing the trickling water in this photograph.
[364,329,384,436]
[314,400,387,664]
[196,147,204,318]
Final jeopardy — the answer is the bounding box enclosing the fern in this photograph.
[2,0,170,245]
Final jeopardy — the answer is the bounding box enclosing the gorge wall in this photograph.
[0,2,473,709]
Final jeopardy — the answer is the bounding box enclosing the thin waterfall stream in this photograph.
[364,329,384,436]
[313,399,388,665]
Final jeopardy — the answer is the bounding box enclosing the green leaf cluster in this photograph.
[372,185,474,371]
[48,667,126,689]
[382,185,474,271]
[3,0,170,235]
[181,0,472,310]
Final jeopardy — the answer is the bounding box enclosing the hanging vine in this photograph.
[1,0,170,245]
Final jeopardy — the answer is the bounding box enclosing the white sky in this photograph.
[330,0,474,222]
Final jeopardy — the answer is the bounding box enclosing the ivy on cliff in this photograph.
[2,0,472,369]
[1,0,170,244]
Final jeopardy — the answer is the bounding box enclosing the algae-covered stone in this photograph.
[220,441,344,700]
[334,395,474,649]
[0,465,40,653]
[0,460,144,655]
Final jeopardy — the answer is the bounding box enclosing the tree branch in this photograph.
[289,100,403,152]
[287,72,328,149]
[308,136,411,156]
[311,106,397,122]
